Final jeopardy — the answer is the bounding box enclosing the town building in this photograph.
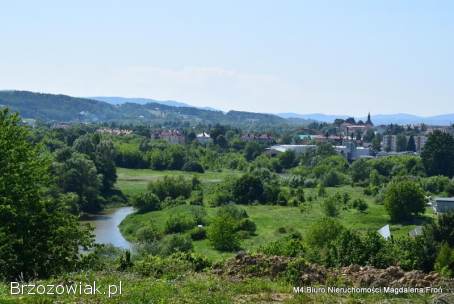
[298,134,343,144]
[265,144,317,157]
[415,135,428,153]
[97,128,133,136]
[196,132,213,144]
[51,123,72,129]
[240,133,275,145]
[432,197,454,214]
[382,135,427,153]
[152,130,186,145]
[266,142,371,161]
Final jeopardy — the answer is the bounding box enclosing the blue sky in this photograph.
[1,0,453,115]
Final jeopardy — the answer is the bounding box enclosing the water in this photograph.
[81,206,134,250]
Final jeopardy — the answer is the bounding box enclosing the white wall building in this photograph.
[196,132,213,144]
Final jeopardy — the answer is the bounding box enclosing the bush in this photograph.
[321,196,339,217]
[217,204,249,220]
[434,243,454,277]
[258,234,305,257]
[148,176,192,201]
[304,178,317,188]
[159,234,193,256]
[323,169,344,187]
[132,192,161,213]
[79,244,124,271]
[306,218,344,252]
[164,215,196,234]
[188,190,204,205]
[317,183,326,197]
[189,227,207,240]
[422,176,450,194]
[136,226,162,243]
[182,161,205,173]
[352,198,368,212]
[133,254,193,278]
[384,179,426,222]
[285,257,309,284]
[207,209,240,251]
[237,218,257,234]
[231,173,264,204]
[170,252,211,272]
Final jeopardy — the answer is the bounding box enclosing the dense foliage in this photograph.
[0,109,92,280]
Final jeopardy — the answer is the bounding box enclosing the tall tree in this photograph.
[407,135,416,152]
[421,131,454,177]
[384,179,426,222]
[0,109,91,280]
[396,134,408,152]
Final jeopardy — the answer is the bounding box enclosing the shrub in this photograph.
[304,178,317,188]
[323,169,343,187]
[132,192,161,213]
[217,204,249,220]
[321,196,339,217]
[170,252,211,272]
[136,226,162,243]
[189,227,207,240]
[133,254,193,278]
[447,182,454,196]
[434,243,454,277]
[352,198,368,212]
[306,218,344,251]
[317,183,326,197]
[164,215,196,234]
[159,234,193,256]
[422,176,450,194]
[160,196,187,209]
[231,173,264,204]
[148,176,192,201]
[207,210,240,251]
[237,218,257,234]
[258,234,304,257]
[182,161,205,173]
[79,244,124,271]
[285,257,309,284]
[277,226,287,234]
[188,190,204,205]
[384,179,426,222]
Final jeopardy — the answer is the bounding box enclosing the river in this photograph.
[80,206,134,250]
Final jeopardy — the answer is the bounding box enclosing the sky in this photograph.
[1,0,453,116]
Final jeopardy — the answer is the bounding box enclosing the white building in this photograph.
[196,132,213,144]
[267,143,370,161]
[265,145,316,156]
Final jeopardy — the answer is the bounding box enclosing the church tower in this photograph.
[366,112,373,126]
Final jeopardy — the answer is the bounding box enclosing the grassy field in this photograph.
[116,167,241,197]
[0,271,439,303]
[116,168,435,261]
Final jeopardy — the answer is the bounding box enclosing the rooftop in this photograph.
[434,197,454,202]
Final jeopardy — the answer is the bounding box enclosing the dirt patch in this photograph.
[214,253,453,290]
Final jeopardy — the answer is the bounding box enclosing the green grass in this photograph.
[115,168,435,260]
[120,184,436,261]
[116,167,241,197]
[0,271,438,303]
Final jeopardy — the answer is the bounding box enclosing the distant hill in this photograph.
[0,91,288,127]
[90,96,219,111]
[278,113,349,122]
[2,90,452,126]
[90,96,192,107]
[278,112,454,126]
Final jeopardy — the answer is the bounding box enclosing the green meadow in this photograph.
[117,168,435,261]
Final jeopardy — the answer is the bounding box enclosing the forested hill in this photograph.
[0,90,291,126]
